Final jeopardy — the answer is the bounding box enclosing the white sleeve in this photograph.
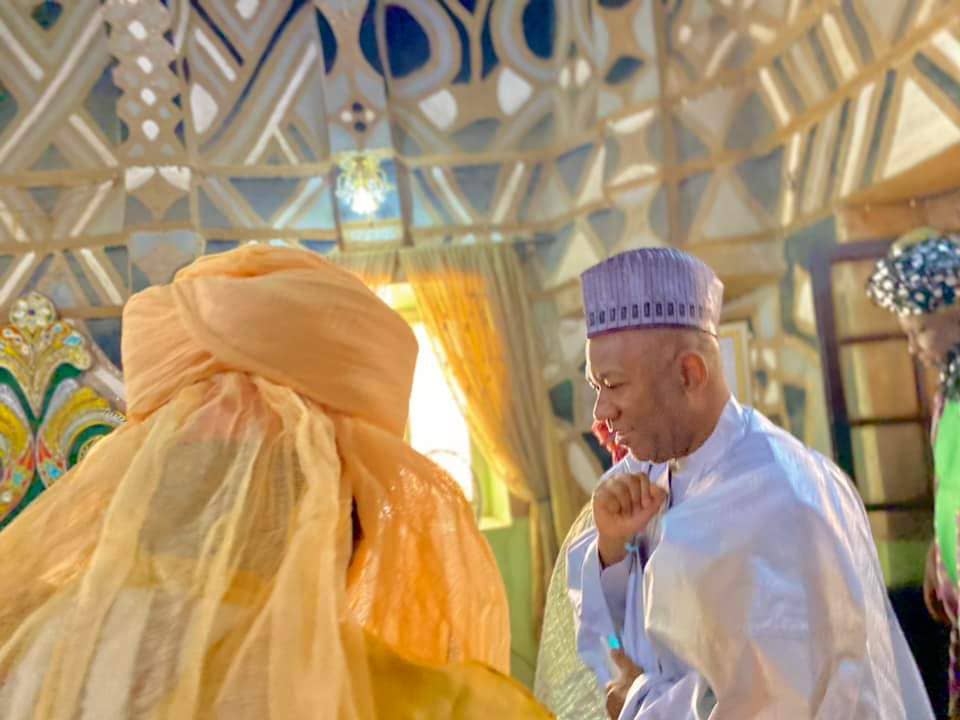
[619,672,714,720]
[600,552,631,633]
[567,527,636,687]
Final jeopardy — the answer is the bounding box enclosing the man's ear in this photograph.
[678,351,708,392]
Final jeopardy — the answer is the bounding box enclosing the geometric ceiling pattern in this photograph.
[658,0,960,243]
[524,0,960,490]
[1,0,958,316]
[2,3,958,479]
[0,0,952,580]
[0,0,673,316]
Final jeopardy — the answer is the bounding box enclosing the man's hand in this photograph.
[924,541,951,626]
[593,472,667,566]
[605,649,642,720]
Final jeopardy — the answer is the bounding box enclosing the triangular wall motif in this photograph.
[129,231,203,289]
[554,231,603,286]
[103,245,129,286]
[682,85,737,145]
[123,195,155,228]
[526,170,571,223]
[677,171,712,239]
[408,172,448,228]
[735,148,784,216]
[673,115,709,162]
[27,187,61,220]
[451,117,502,153]
[700,175,767,239]
[26,254,80,310]
[587,208,627,253]
[82,64,123,146]
[229,177,304,222]
[726,92,775,151]
[263,144,290,167]
[516,163,543,222]
[210,2,285,56]
[578,147,607,208]
[29,143,70,172]
[883,76,960,179]
[198,186,234,230]
[82,186,125,238]
[533,223,575,283]
[452,164,501,215]
[161,196,191,223]
[535,227,602,289]
[555,144,593,195]
[286,122,320,163]
[62,250,104,306]
[280,178,332,231]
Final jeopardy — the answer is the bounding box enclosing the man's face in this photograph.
[898,309,960,367]
[585,330,692,463]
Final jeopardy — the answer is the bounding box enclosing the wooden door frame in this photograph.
[810,237,934,509]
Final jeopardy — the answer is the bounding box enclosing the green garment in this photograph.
[935,398,960,585]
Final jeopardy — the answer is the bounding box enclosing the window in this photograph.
[408,322,474,501]
[378,283,511,526]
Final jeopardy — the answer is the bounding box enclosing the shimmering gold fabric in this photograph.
[534,502,605,720]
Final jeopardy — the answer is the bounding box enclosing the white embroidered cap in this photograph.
[581,248,724,338]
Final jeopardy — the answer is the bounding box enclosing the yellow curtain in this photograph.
[399,244,577,625]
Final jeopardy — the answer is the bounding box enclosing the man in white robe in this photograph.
[568,247,933,719]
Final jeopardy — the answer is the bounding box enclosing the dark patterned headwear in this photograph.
[866,228,960,316]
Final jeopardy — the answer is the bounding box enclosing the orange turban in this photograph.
[0,245,549,718]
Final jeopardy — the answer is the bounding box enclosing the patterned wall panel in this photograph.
[0,291,124,530]
[4,0,960,496]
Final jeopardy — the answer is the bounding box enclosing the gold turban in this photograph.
[0,245,549,719]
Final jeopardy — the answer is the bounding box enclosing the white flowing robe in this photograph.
[568,397,934,719]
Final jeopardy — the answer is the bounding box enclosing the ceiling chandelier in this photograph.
[334,152,393,217]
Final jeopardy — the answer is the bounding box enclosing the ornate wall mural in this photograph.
[2,0,960,508]
[0,292,124,529]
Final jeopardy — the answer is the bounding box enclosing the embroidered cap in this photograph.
[866,228,960,317]
[581,248,724,338]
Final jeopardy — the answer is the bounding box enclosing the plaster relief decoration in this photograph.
[0,292,124,530]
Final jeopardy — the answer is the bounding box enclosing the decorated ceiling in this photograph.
[2,0,960,492]
[0,0,958,302]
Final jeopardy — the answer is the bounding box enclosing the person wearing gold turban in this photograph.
[0,244,550,719]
